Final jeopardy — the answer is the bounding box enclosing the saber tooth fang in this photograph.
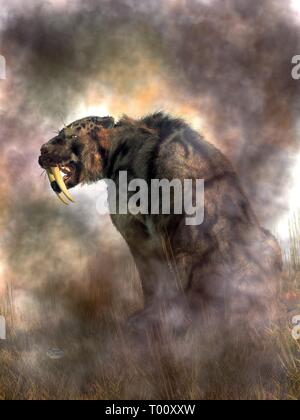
[46,170,70,205]
[51,167,75,203]
[56,193,70,205]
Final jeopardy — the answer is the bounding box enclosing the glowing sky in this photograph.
[277,0,300,240]
[291,0,300,16]
[277,150,300,241]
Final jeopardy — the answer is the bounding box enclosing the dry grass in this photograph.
[1,217,300,400]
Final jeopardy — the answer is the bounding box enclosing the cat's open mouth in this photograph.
[45,166,76,205]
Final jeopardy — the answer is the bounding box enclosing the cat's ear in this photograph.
[92,116,115,129]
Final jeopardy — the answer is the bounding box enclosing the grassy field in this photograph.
[0,218,300,400]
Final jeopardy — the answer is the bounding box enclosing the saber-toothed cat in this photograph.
[39,112,282,332]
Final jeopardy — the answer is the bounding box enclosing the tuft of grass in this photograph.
[1,215,300,400]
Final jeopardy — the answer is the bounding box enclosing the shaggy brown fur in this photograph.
[39,113,282,333]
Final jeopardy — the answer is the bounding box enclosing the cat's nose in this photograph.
[40,145,50,155]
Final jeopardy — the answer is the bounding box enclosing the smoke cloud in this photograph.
[1,0,299,220]
[0,0,299,399]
